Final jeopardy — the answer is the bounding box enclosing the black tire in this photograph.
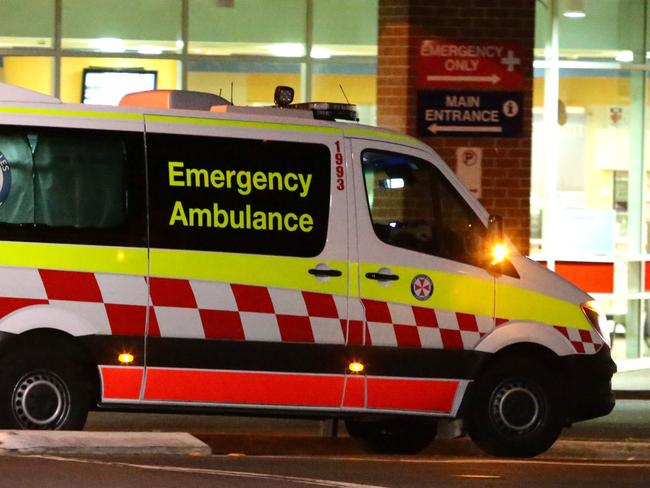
[345,419,436,455]
[467,356,563,457]
[0,348,92,430]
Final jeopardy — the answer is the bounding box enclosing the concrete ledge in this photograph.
[545,439,650,461]
[196,433,650,461]
[614,390,650,400]
[0,431,211,456]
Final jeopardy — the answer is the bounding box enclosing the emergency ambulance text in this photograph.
[168,161,313,197]
[166,161,316,233]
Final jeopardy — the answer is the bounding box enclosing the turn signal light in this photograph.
[118,353,134,365]
[490,243,509,265]
[349,362,364,373]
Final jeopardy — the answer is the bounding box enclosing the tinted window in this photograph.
[147,133,330,257]
[0,126,145,246]
[362,149,484,265]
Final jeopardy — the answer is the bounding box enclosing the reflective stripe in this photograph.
[150,248,348,296]
[366,376,459,413]
[496,282,591,330]
[143,368,345,407]
[147,114,340,135]
[0,241,147,275]
[100,366,144,401]
[0,106,141,120]
[359,262,493,316]
[147,115,418,145]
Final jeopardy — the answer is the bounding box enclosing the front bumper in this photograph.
[561,346,617,423]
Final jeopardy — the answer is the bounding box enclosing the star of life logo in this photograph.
[0,152,12,207]
[411,274,433,301]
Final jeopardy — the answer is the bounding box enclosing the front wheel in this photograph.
[0,349,91,430]
[345,419,436,454]
[467,357,564,457]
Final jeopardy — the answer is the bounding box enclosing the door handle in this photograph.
[365,272,399,281]
[308,268,343,277]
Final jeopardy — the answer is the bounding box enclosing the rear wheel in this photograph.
[345,419,436,454]
[0,348,91,430]
[467,356,563,457]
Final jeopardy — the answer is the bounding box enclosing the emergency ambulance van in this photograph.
[0,82,614,457]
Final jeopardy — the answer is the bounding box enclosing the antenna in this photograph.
[339,84,351,104]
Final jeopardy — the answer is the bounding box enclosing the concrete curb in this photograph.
[0,431,211,456]
[545,439,650,461]
[196,433,650,461]
[0,431,648,460]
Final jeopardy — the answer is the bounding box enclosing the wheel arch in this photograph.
[476,321,576,357]
[0,327,101,405]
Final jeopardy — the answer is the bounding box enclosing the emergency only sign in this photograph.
[416,39,525,89]
[417,90,523,137]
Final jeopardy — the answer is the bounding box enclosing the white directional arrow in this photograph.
[427,124,503,134]
[426,74,501,85]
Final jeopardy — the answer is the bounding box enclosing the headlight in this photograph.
[581,300,610,347]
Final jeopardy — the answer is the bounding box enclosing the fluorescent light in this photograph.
[310,47,332,59]
[90,38,126,53]
[615,50,634,63]
[563,0,585,18]
[269,43,305,57]
[137,45,163,55]
[383,178,405,189]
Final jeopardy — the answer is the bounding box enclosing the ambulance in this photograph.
[0,82,614,457]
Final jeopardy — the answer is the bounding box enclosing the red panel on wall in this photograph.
[554,261,614,294]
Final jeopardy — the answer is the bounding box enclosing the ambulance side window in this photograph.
[362,149,485,266]
[147,133,330,257]
[0,126,145,246]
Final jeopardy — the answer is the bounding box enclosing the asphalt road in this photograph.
[3,453,649,488]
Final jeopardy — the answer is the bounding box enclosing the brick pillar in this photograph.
[377,0,535,254]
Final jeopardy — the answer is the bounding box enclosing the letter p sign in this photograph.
[456,147,483,198]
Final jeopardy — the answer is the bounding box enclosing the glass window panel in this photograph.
[532,69,638,257]
[557,0,644,62]
[312,0,377,58]
[188,0,306,56]
[361,149,485,266]
[312,62,376,125]
[62,0,182,54]
[605,298,642,361]
[60,57,180,104]
[0,57,54,96]
[187,60,302,105]
[534,0,551,59]
[0,0,54,49]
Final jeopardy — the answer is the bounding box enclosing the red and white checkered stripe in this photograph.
[0,266,601,354]
[553,325,604,354]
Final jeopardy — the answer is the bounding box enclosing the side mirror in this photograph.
[487,214,504,244]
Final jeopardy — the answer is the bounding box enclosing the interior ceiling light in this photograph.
[138,45,163,55]
[563,0,586,18]
[269,43,305,57]
[615,50,634,63]
[91,38,126,53]
[310,47,332,59]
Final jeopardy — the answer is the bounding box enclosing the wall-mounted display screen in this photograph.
[82,68,157,105]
